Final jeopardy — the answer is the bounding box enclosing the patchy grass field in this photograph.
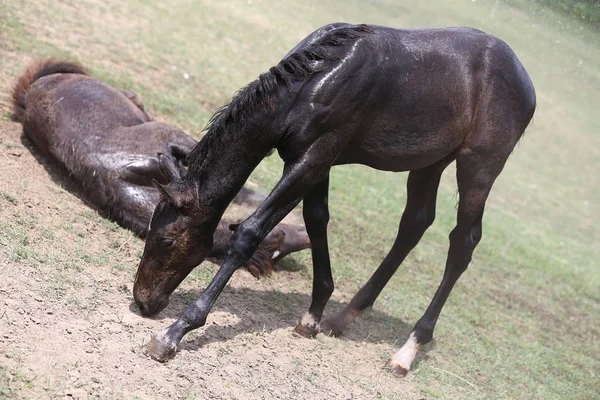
[0,0,598,399]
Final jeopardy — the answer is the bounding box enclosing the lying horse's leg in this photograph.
[321,158,453,336]
[294,175,332,337]
[270,224,311,263]
[123,157,166,185]
[167,132,197,168]
[145,147,337,361]
[120,89,150,119]
[387,142,514,376]
[169,143,193,165]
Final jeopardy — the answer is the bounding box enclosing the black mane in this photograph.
[186,24,373,176]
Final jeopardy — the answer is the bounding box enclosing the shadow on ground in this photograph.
[129,285,435,370]
[133,285,417,346]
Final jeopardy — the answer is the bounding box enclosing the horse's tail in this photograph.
[11,58,88,122]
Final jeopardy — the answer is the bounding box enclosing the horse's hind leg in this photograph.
[387,132,522,376]
[120,90,150,119]
[320,157,453,336]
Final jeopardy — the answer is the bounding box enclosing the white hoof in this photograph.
[387,332,419,375]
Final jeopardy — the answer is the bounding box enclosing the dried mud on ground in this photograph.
[0,51,427,399]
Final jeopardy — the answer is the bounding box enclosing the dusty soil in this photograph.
[0,52,424,399]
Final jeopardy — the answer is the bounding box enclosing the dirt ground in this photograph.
[0,52,428,399]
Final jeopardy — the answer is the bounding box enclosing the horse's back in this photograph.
[27,74,149,138]
[291,24,533,118]
[369,25,535,123]
[21,74,146,164]
[282,24,535,170]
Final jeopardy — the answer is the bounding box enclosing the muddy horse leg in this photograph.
[145,144,338,360]
[293,175,332,337]
[321,158,452,336]
[386,144,513,376]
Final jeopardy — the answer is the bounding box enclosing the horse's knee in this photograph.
[229,222,264,261]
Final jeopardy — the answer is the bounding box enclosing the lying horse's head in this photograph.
[133,154,214,316]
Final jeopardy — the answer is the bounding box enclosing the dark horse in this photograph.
[11,59,310,279]
[134,23,536,375]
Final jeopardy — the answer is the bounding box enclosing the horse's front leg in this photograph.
[145,157,333,361]
[293,175,332,337]
[145,254,242,361]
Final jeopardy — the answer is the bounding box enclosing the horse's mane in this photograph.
[186,24,373,176]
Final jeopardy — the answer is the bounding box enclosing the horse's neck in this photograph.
[188,123,275,212]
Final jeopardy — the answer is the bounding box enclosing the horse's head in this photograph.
[133,153,214,316]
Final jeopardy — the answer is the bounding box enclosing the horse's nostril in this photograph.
[135,297,168,317]
[137,301,149,315]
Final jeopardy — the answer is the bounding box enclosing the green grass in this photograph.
[0,191,18,205]
[508,0,600,25]
[1,0,598,399]
[0,361,36,399]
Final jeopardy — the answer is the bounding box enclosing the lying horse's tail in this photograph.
[11,58,88,122]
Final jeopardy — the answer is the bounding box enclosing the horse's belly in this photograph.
[335,128,463,171]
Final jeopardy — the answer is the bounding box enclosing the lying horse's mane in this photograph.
[187,24,373,176]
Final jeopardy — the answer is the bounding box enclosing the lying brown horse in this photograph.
[133,23,536,375]
[11,59,310,279]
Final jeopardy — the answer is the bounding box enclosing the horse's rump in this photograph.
[11,58,88,122]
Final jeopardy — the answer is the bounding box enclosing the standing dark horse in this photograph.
[134,23,536,375]
[11,59,310,280]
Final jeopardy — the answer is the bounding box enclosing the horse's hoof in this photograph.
[319,318,344,337]
[144,336,176,362]
[385,359,409,377]
[292,323,319,338]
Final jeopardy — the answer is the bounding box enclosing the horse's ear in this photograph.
[152,180,196,210]
[157,153,182,182]
[152,179,176,204]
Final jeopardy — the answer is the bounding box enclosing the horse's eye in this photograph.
[161,238,175,247]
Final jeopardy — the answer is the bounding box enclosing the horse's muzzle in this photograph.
[135,295,169,317]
